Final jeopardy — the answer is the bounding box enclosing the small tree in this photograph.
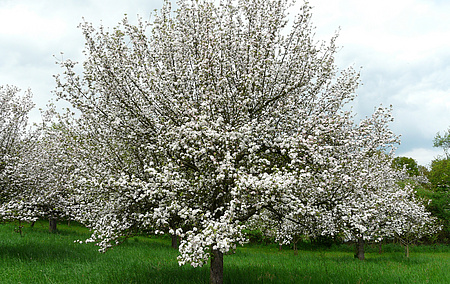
[339,154,439,260]
[2,116,77,232]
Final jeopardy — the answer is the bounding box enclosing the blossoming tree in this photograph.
[0,85,34,223]
[335,153,439,260]
[1,117,78,232]
[53,0,436,282]
[248,106,439,260]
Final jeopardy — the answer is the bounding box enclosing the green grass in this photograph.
[1,221,449,283]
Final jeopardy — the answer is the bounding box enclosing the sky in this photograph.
[1,0,449,167]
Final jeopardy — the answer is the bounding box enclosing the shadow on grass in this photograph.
[0,241,97,263]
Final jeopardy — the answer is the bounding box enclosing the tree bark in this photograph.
[378,242,382,254]
[171,234,179,249]
[293,235,300,255]
[210,248,223,284]
[355,237,365,260]
[49,218,57,233]
[405,244,410,258]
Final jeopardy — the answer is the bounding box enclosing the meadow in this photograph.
[0,221,449,283]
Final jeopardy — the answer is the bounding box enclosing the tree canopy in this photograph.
[434,128,450,158]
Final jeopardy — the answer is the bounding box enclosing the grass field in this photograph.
[0,221,449,283]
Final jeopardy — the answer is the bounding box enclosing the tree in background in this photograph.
[1,113,78,232]
[434,128,450,158]
[428,158,450,192]
[336,154,437,260]
[418,128,450,242]
[392,156,420,177]
[424,187,450,242]
[0,85,34,223]
[430,127,450,191]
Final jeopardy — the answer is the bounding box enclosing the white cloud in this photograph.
[398,147,444,167]
[0,0,164,123]
[0,4,66,41]
[312,0,450,61]
[309,0,450,164]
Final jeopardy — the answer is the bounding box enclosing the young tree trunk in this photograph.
[378,242,383,254]
[171,234,179,249]
[293,235,299,255]
[49,218,57,233]
[279,244,282,251]
[30,221,35,228]
[210,249,223,284]
[355,237,365,260]
[405,244,410,258]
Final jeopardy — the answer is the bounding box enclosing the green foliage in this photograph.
[425,191,450,221]
[428,158,450,191]
[434,128,450,157]
[421,130,450,243]
[427,191,450,242]
[392,156,420,176]
[415,185,436,200]
[415,185,450,242]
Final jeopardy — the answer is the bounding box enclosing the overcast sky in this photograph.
[1,0,449,166]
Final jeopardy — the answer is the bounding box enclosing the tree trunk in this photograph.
[405,244,410,258]
[210,249,223,284]
[355,237,365,260]
[279,244,282,251]
[30,221,35,228]
[293,235,299,255]
[171,234,179,249]
[49,218,57,233]
[378,242,382,254]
